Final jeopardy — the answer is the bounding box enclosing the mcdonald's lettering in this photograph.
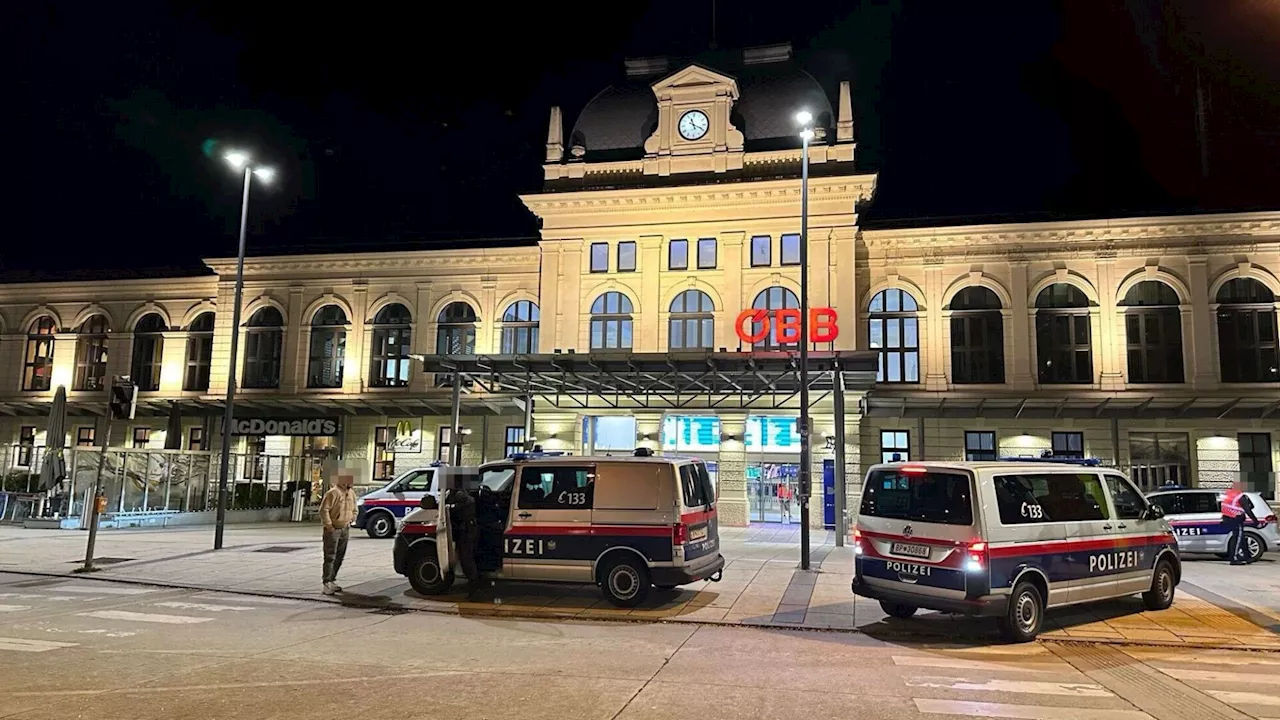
[734,308,839,345]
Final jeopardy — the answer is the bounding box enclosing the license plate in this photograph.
[891,542,930,559]
[690,526,708,542]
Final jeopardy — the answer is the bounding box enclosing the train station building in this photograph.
[0,43,1277,527]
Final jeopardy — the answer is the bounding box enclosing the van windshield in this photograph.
[860,469,974,526]
[680,462,716,509]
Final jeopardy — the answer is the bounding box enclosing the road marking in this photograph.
[1157,667,1280,686]
[0,604,31,612]
[151,602,253,613]
[190,593,301,605]
[948,645,1054,657]
[15,670,464,696]
[77,610,213,625]
[0,593,96,602]
[1123,648,1280,667]
[914,699,1152,720]
[1207,690,1280,707]
[56,585,153,596]
[893,656,1069,674]
[905,677,1112,697]
[0,637,78,653]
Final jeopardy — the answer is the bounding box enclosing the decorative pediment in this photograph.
[650,64,739,100]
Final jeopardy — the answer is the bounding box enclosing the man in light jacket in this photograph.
[320,467,357,595]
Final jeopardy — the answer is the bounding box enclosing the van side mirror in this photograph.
[419,495,439,510]
[1144,505,1164,520]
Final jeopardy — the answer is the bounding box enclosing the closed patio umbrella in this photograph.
[164,401,183,450]
[38,386,68,517]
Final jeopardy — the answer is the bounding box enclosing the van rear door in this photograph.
[857,466,978,602]
[679,461,719,562]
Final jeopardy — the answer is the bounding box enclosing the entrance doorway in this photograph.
[746,462,799,524]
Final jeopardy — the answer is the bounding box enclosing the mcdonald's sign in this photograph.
[390,418,423,453]
[734,307,839,346]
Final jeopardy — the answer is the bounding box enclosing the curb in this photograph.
[10,569,1280,653]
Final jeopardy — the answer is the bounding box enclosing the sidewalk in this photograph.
[3,522,1279,648]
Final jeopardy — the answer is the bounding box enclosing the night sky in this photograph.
[16,0,1280,276]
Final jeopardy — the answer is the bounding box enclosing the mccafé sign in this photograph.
[226,417,339,436]
[734,308,839,345]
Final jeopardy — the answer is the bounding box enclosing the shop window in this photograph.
[188,426,204,451]
[1128,432,1190,491]
[1035,284,1093,384]
[17,426,36,467]
[780,233,801,266]
[373,426,395,480]
[749,287,799,350]
[23,316,57,392]
[242,307,284,389]
[869,289,920,383]
[184,313,215,391]
[369,303,412,388]
[132,427,151,449]
[590,242,608,273]
[669,239,689,271]
[669,290,714,350]
[617,241,636,272]
[965,431,997,461]
[505,426,526,457]
[750,235,771,267]
[1121,280,1184,384]
[130,313,166,392]
[500,300,539,354]
[76,426,96,447]
[1216,278,1279,383]
[73,314,111,392]
[1051,431,1084,459]
[589,292,634,350]
[949,286,1004,384]
[307,305,347,389]
[244,435,266,480]
[697,238,717,269]
[880,430,910,463]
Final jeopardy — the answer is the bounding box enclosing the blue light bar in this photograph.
[995,456,1103,467]
[507,451,567,460]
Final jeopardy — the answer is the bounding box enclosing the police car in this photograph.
[392,450,725,607]
[1146,487,1278,563]
[852,459,1180,642]
[353,465,440,539]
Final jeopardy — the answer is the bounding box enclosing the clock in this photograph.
[678,110,709,141]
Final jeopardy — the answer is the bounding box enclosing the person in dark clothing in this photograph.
[443,476,490,600]
[1222,482,1261,565]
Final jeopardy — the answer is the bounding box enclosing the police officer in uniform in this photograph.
[1221,482,1260,565]
[443,472,490,600]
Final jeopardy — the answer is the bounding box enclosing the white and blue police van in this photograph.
[853,458,1180,642]
[393,450,725,607]
[353,465,440,539]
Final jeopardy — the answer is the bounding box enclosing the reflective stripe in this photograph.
[1222,489,1245,518]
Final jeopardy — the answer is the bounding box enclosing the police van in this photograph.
[353,465,440,539]
[1146,487,1278,562]
[392,450,725,607]
[852,459,1180,642]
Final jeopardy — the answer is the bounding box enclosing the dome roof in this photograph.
[568,59,834,160]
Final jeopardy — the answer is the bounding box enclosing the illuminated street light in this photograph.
[796,109,814,570]
[223,151,249,169]
[795,110,813,126]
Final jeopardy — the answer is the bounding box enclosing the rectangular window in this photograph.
[965,431,997,461]
[437,426,453,464]
[505,426,526,457]
[132,427,151,449]
[697,238,717,269]
[188,426,204,452]
[780,233,801,266]
[76,426,96,447]
[859,468,974,526]
[17,426,36,466]
[517,465,594,510]
[1051,432,1085,459]
[1128,432,1191,491]
[679,462,716,509]
[617,241,636,272]
[244,435,266,480]
[590,242,608,273]
[373,426,395,481]
[1104,475,1148,520]
[750,235,771,267]
[1239,433,1274,496]
[993,472,1110,524]
[880,430,910,464]
[669,239,689,270]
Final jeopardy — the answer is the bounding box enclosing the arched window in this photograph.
[242,307,284,389]
[1035,284,1093,384]
[184,313,215,392]
[308,305,348,389]
[500,300,539,354]
[1217,278,1278,383]
[590,292,634,350]
[869,289,920,383]
[749,287,799,351]
[73,315,111,391]
[669,290,714,350]
[369,303,412,388]
[1120,280,1184,384]
[436,302,478,355]
[949,287,1004,384]
[23,316,57,391]
[130,313,167,392]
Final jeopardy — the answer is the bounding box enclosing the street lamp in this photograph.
[796,110,814,571]
[214,150,275,551]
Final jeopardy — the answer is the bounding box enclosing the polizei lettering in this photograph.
[229,418,338,436]
[1089,550,1142,573]
[885,561,931,577]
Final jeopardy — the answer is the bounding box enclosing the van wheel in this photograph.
[600,557,650,608]
[998,581,1044,643]
[1245,532,1266,563]
[1143,559,1176,611]
[879,601,918,619]
[407,545,454,596]
[365,511,396,539]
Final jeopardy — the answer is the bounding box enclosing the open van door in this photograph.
[436,495,453,574]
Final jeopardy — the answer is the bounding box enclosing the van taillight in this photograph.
[966,541,988,573]
[1266,514,1277,526]
[852,528,864,555]
[673,523,688,545]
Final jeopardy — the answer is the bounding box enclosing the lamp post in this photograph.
[796,110,814,571]
[214,151,275,551]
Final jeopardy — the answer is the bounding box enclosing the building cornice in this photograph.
[203,247,542,277]
[0,275,216,300]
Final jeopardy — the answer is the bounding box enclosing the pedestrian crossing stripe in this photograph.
[152,601,254,612]
[0,637,78,653]
[913,699,1153,720]
[56,585,153,596]
[904,676,1113,697]
[1158,667,1280,686]
[0,605,31,612]
[77,610,213,624]
[892,655,1073,674]
[1207,690,1280,707]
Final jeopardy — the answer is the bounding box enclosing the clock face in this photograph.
[678,110,709,141]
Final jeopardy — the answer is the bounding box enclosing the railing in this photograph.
[1129,463,1191,492]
